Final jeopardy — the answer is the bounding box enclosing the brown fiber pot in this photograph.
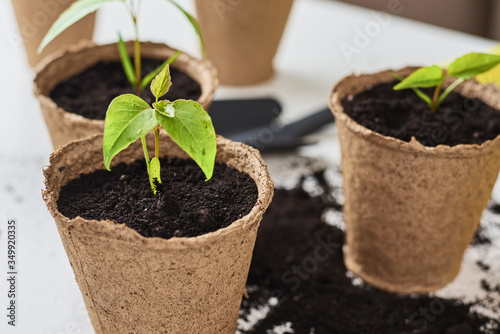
[195,0,294,86]
[329,67,500,293]
[11,0,95,67]
[43,133,274,333]
[34,41,218,150]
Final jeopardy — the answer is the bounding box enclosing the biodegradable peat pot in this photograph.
[43,133,274,333]
[34,41,218,150]
[195,0,294,85]
[329,67,500,293]
[11,0,95,67]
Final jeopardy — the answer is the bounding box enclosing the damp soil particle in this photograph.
[471,226,492,247]
[489,202,500,215]
[50,58,202,120]
[240,175,498,333]
[57,158,257,239]
[341,82,500,147]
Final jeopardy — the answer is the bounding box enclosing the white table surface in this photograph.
[0,0,499,332]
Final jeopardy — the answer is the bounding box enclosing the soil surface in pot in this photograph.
[341,82,500,147]
[50,58,202,120]
[239,172,499,333]
[57,158,257,239]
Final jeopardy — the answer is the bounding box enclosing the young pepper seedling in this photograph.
[103,64,216,195]
[393,52,500,113]
[38,0,204,96]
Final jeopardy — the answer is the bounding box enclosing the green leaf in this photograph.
[140,51,181,91]
[156,100,216,180]
[412,88,433,107]
[165,0,205,56]
[448,52,500,80]
[391,72,432,107]
[390,72,404,81]
[38,0,122,53]
[394,65,444,90]
[148,157,162,195]
[117,34,136,87]
[150,64,172,100]
[154,100,175,117]
[103,94,157,169]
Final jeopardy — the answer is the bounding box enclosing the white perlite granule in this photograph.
[237,297,280,333]
[267,322,294,334]
[346,271,365,287]
[264,156,329,190]
[324,168,344,205]
[302,175,324,197]
[322,207,345,230]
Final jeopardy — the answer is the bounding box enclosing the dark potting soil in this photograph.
[240,174,498,333]
[57,158,257,239]
[341,82,500,147]
[50,58,202,120]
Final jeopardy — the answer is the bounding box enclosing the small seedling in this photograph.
[38,0,204,96]
[393,52,500,113]
[103,64,216,194]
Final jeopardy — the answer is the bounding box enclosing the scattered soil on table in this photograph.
[471,226,492,247]
[50,58,202,120]
[240,174,498,333]
[341,82,500,147]
[57,158,257,239]
[489,202,500,215]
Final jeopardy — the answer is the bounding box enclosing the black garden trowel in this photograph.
[209,98,334,151]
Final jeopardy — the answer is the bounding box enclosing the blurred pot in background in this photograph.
[195,0,294,86]
[10,0,95,67]
[34,41,218,150]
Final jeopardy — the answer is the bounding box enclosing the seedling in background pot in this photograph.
[38,0,204,96]
[393,52,500,113]
[103,64,216,194]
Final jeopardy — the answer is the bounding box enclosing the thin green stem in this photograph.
[141,135,156,195]
[153,96,159,158]
[391,72,433,109]
[123,1,136,27]
[135,0,143,20]
[430,81,443,113]
[133,18,141,96]
[154,126,160,158]
[123,0,142,95]
[438,78,465,106]
[412,88,433,108]
[141,136,150,166]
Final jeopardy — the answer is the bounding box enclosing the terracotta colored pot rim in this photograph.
[33,40,218,127]
[43,134,274,251]
[329,66,500,158]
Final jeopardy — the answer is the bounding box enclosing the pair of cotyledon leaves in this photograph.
[395,53,500,90]
[393,53,500,108]
[102,64,217,183]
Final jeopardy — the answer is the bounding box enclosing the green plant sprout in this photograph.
[103,64,216,195]
[38,0,204,96]
[393,52,500,113]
